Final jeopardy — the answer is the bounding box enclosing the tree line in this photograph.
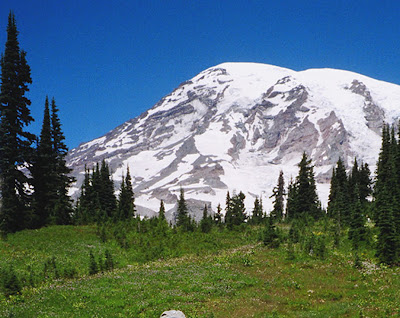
[0,13,73,234]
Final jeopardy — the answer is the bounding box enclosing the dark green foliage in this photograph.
[43,256,59,279]
[288,220,301,243]
[349,187,367,250]
[0,13,35,234]
[327,157,350,226]
[50,98,73,225]
[374,123,400,265]
[250,197,263,225]
[1,266,22,297]
[286,153,321,220]
[31,97,73,228]
[118,167,135,220]
[214,203,223,226]
[76,161,117,224]
[200,204,213,233]
[158,200,166,222]
[31,97,55,228]
[375,186,398,265]
[104,250,114,271]
[270,170,285,221]
[225,191,246,229]
[262,216,280,248]
[176,188,191,231]
[89,251,99,275]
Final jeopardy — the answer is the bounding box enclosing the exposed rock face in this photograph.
[66,62,400,218]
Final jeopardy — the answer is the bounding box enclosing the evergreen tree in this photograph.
[176,188,190,230]
[225,191,246,229]
[262,216,280,248]
[224,191,232,225]
[158,200,166,222]
[99,160,117,218]
[200,204,213,233]
[375,186,398,265]
[0,13,35,233]
[118,167,135,220]
[250,197,263,224]
[373,123,400,264]
[349,186,367,250]
[31,97,55,228]
[75,166,100,224]
[327,158,350,227]
[270,170,285,220]
[214,203,223,226]
[287,153,321,220]
[50,98,73,224]
[358,162,372,204]
[286,178,296,220]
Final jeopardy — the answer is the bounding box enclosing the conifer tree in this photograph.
[156,200,169,234]
[327,158,350,226]
[225,191,246,228]
[349,186,367,250]
[373,123,400,264]
[286,178,296,220]
[50,98,73,224]
[270,170,285,220]
[358,163,372,204]
[0,12,35,233]
[99,160,117,217]
[176,188,190,230]
[200,204,213,233]
[158,200,166,222]
[287,153,320,220]
[375,186,398,265]
[262,216,280,248]
[31,97,55,228]
[214,203,223,226]
[250,197,263,224]
[118,167,135,220]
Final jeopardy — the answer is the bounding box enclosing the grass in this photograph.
[1,222,400,317]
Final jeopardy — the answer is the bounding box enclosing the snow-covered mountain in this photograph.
[66,62,400,219]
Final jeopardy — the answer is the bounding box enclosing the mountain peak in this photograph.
[67,63,400,220]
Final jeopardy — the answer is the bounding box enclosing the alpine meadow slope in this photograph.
[66,62,400,219]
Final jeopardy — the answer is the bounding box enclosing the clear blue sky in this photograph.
[1,0,400,148]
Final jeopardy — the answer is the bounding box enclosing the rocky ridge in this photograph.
[66,63,400,220]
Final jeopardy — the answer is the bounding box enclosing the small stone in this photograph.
[160,310,186,318]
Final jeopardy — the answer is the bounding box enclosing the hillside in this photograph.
[66,63,400,218]
[1,223,399,317]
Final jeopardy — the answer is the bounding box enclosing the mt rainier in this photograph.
[66,62,400,219]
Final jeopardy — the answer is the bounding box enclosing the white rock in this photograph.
[160,310,186,318]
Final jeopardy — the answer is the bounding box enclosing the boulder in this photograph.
[160,310,186,318]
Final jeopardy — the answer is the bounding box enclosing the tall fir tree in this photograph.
[348,186,367,250]
[225,191,246,228]
[214,203,223,226]
[0,13,35,233]
[99,160,117,218]
[270,170,285,221]
[374,123,399,264]
[50,98,73,224]
[287,153,320,220]
[31,97,55,228]
[250,197,263,225]
[176,188,190,230]
[327,158,350,227]
[118,167,135,220]
[200,204,213,233]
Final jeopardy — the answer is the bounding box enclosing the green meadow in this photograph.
[1,221,399,317]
